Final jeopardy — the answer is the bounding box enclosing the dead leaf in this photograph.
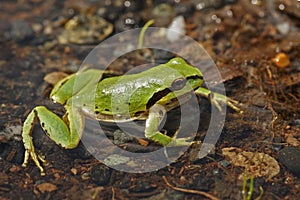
[286,135,300,147]
[44,71,68,85]
[137,138,149,146]
[71,168,78,175]
[222,147,280,180]
[36,183,57,193]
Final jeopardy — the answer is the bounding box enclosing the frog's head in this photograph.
[149,58,203,105]
[152,57,203,105]
[165,57,203,92]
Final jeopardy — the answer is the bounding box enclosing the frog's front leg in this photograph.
[145,104,191,146]
[195,87,242,113]
[22,105,84,175]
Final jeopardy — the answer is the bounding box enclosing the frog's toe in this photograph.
[168,137,193,146]
[225,97,243,113]
[229,101,243,113]
[22,149,46,176]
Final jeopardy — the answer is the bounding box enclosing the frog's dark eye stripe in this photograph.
[189,75,203,80]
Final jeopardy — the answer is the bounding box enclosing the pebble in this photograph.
[174,1,195,17]
[272,52,290,68]
[276,22,290,35]
[57,15,113,44]
[10,20,34,42]
[166,15,186,42]
[113,130,134,145]
[289,119,300,126]
[114,12,141,32]
[277,146,300,177]
[218,159,231,168]
[90,165,112,185]
[103,154,130,166]
[0,125,22,141]
[152,4,175,27]
[123,0,144,12]
[97,6,121,22]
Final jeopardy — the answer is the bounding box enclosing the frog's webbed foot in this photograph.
[211,93,242,113]
[22,148,46,176]
[167,136,194,146]
[148,132,193,146]
[195,87,243,113]
[145,104,194,146]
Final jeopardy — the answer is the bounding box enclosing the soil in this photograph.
[0,0,300,199]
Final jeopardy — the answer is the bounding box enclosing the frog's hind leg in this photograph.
[145,104,191,146]
[22,105,84,175]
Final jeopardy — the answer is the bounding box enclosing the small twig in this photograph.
[267,101,278,142]
[255,186,264,200]
[111,187,115,200]
[162,176,220,200]
[138,19,154,48]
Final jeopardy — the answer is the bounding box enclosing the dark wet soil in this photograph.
[1,0,300,199]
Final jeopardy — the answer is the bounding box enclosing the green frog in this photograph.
[22,57,241,175]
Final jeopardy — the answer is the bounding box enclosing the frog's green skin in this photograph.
[22,58,241,175]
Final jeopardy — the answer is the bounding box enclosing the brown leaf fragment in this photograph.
[222,147,280,180]
[44,71,69,85]
[286,135,300,147]
[36,183,57,194]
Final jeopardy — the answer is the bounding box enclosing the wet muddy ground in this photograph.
[1,0,300,199]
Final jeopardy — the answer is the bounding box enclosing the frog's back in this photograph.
[95,67,173,117]
[94,58,202,119]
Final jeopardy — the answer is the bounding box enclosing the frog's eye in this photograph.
[171,78,187,90]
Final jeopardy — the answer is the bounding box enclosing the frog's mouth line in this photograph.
[146,75,203,109]
[146,88,171,109]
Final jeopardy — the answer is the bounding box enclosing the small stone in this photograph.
[123,0,144,12]
[114,12,141,32]
[278,146,300,177]
[152,4,176,27]
[104,154,130,166]
[167,15,186,42]
[0,125,22,141]
[57,15,113,44]
[218,159,231,168]
[174,1,195,17]
[276,22,290,35]
[71,168,78,175]
[90,165,111,185]
[272,53,290,68]
[10,20,34,43]
[113,130,134,145]
[289,119,300,126]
